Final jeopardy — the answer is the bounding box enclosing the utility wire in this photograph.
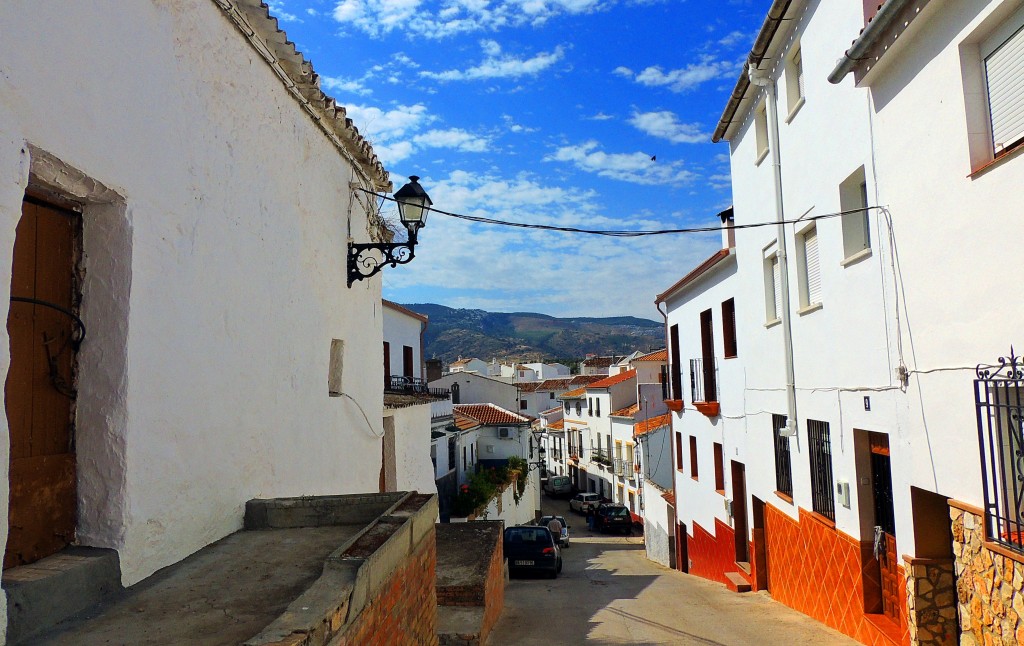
[359,188,884,238]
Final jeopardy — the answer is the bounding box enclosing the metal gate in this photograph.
[976,348,1024,552]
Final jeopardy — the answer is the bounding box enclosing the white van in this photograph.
[544,475,573,497]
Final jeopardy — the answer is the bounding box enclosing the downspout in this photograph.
[748,64,799,438]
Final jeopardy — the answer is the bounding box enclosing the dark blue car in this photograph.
[504,525,562,578]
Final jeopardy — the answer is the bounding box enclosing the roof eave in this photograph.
[655,248,736,304]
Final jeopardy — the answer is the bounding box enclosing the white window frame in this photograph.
[763,241,782,325]
[983,9,1024,155]
[754,102,769,165]
[785,43,806,122]
[839,166,871,265]
[795,223,822,313]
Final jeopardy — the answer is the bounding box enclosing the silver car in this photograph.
[538,515,570,547]
[569,492,601,514]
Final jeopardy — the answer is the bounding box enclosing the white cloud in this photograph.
[266,0,302,22]
[612,66,633,77]
[585,112,615,121]
[620,56,738,93]
[345,103,433,143]
[320,75,372,96]
[382,169,721,318]
[545,141,696,185]
[717,30,749,48]
[413,128,490,152]
[628,110,707,144]
[331,0,609,39]
[420,41,565,81]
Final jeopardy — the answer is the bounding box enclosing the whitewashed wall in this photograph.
[0,0,389,599]
[724,0,895,546]
[860,0,1024,512]
[384,404,436,495]
[430,372,519,410]
[643,483,673,568]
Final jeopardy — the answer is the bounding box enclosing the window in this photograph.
[785,45,805,119]
[596,398,601,417]
[754,102,769,163]
[402,345,414,378]
[669,324,683,400]
[713,443,725,492]
[796,224,822,310]
[773,414,793,497]
[550,392,555,399]
[697,308,717,402]
[588,398,593,416]
[722,298,737,358]
[564,402,569,413]
[675,431,683,471]
[984,17,1024,156]
[807,419,835,521]
[575,401,581,415]
[626,443,634,470]
[520,399,527,410]
[462,446,467,470]
[382,341,390,389]
[839,166,870,262]
[763,243,782,323]
[689,436,699,479]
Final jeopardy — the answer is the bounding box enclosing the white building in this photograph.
[521,362,570,380]
[654,0,1024,643]
[429,371,519,411]
[0,0,402,639]
[382,299,427,389]
[636,413,674,568]
[449,357,489,374]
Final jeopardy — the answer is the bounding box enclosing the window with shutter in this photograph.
[805,228,821,304]
[772,255,782,320]
[985,23,1024,153]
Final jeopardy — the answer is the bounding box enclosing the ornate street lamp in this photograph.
[347,176,433,286]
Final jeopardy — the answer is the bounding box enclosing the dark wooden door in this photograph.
[5,198,80,569]
[870,433,899,621]
[732,461,749,564]
[403,345,414,379]
[700,309,716,400]
[383,342,391,389]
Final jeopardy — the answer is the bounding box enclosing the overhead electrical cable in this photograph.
[359,188,884,238]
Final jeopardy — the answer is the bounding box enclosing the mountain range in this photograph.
[402,303,664,365]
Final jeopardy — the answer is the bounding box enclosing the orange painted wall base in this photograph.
[763,505,909,646]
[686,519,757,588]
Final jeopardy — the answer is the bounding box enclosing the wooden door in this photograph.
[870,433,899,621]
[383,342,391,389]
[403,345,414,379]
[732,461,749,564]
[5,197,81,569]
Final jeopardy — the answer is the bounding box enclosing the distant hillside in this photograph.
[402,303,663,365]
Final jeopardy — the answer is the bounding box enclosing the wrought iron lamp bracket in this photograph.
[347,230,418,286]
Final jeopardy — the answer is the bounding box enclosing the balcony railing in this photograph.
[550,449,563,461]
[385,375,449,398]
[592,448,612,467]
[689,357,718,403]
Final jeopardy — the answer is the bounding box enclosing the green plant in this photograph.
[452,470,498,517]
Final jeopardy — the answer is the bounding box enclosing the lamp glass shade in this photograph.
[394,176,432,229]
[538,446,547,457]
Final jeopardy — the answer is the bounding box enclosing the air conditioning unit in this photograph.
[498,427,511,438]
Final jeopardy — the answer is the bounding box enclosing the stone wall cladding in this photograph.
[904,558,956,645]
[950,504,1024,646]
[335,532,437,646]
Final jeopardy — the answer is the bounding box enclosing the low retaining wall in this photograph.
[436,521,505,646]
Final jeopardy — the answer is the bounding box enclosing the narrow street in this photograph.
[490,496,857,645]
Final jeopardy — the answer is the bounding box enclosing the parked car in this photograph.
[538,515,570,547]
[504,525,562,578]
[569,492,601,514]
[595,504,632,535]
[543,475,573,497]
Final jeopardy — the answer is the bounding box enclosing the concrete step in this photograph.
[724,571,751,593]
[4,547,122,644]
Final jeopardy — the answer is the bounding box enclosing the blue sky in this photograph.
[266,0,768,320]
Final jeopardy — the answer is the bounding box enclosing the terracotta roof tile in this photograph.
[569,375,604,386]
[634,413,672,437]
[547,420,564,431]
[536,378,572,391]
[634,349,667,362]
[451,358,477,366]
[587,369,637,390]
[558,387,587,400]
[517,382,543,393]
[611,403,641,419]
[453,403,530,426]
[662,490,676,506]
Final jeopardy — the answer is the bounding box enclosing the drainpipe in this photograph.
[748,64,799,438]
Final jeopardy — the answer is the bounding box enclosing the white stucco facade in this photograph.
[0,0,395,614]
[382,300,426,383]
[430,372,519,411]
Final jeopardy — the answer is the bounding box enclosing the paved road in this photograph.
[489,497,857,646]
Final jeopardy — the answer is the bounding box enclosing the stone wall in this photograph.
[951,503,1024,646]
[904,557,956,645]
